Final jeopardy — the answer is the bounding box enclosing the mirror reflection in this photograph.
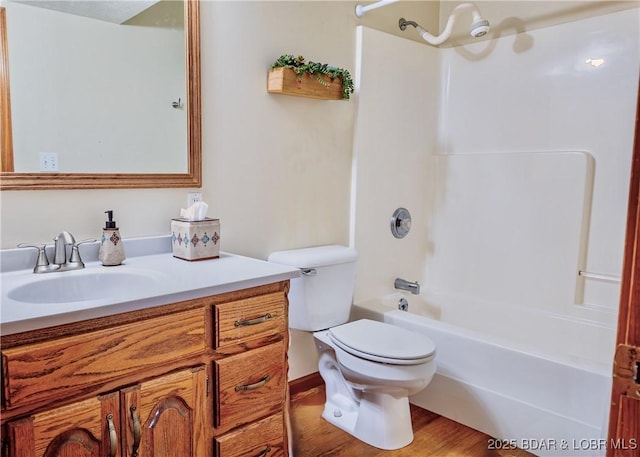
[7,0,187,174]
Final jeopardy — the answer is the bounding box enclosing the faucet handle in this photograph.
[74,238,97,248]
[68,239,96,267]
[17,243,51,273]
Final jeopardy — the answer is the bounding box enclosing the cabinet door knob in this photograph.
[106,414,118,457]
[130,405,142,457]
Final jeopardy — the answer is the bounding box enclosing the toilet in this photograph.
[268,245,436,450]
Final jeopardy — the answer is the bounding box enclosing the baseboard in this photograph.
[289,372,322,396]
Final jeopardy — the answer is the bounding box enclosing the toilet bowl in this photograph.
[268,245,437,450]
[314,319,436,450]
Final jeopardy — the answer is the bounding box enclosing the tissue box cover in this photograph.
[171,218,220,261]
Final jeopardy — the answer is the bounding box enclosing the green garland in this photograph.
[270,55,354,100]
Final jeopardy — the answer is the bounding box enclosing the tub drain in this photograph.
[398,297,409,311]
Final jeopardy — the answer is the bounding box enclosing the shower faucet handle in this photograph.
[390,208,412,239]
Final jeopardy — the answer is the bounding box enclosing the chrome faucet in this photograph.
[53,231,76,265]
[18,232,95,273]
[394,277,420,295]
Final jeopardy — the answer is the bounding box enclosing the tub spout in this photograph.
[394,278,420,295]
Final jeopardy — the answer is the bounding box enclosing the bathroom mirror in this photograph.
[0,0,201,190]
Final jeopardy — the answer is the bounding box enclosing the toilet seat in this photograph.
[329,319,435,365]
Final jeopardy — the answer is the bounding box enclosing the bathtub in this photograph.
[350,292,614,457]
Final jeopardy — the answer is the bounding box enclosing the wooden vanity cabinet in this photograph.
[1,281,290,457]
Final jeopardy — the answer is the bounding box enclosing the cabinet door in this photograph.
[5,392,120,457]
[120,366,207,457]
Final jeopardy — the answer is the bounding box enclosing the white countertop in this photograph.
[0,236,300,335]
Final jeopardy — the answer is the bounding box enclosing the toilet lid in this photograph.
[329,319,436,365]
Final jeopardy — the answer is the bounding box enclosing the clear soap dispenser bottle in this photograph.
[99,210,126,266]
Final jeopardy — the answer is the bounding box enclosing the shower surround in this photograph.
[352,8,638,455]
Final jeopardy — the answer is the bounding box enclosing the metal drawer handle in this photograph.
[130,405,141,457]
[234,313,272,327]
[256,446,272,457]
[235,375,271,392]
[106,414,117,457]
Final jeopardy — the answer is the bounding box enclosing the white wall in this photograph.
[201,1,356,259]
[351,26,439,304]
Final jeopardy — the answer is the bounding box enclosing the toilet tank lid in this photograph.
[268,245,357,268]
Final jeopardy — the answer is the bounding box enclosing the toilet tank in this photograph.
[268,245,358,331]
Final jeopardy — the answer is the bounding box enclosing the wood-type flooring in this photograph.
[290,384,535,457]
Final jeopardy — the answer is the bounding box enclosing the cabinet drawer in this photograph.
[214,340,285,430]
[2,308,205,408]
[215,292,286,349]
[214,413,286,457]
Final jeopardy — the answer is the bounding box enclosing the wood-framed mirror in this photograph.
[0,0,201,190]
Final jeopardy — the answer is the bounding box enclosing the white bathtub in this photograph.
[351,292,614,457]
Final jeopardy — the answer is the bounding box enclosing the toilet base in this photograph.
[322,389,414,450]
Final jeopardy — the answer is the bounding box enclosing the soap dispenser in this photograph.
[99,210,126,266]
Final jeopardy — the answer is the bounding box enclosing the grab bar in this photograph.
[578,271,621,283]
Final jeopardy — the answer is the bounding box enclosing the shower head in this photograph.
[398,2,490,46]
[470,18,490,37]
[469,9,490,38]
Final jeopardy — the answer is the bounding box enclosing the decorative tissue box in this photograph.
[171,218,220,261]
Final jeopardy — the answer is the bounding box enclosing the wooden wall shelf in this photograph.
[267,67,344,100]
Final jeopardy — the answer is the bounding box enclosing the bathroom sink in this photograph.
[7,270,161,304]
